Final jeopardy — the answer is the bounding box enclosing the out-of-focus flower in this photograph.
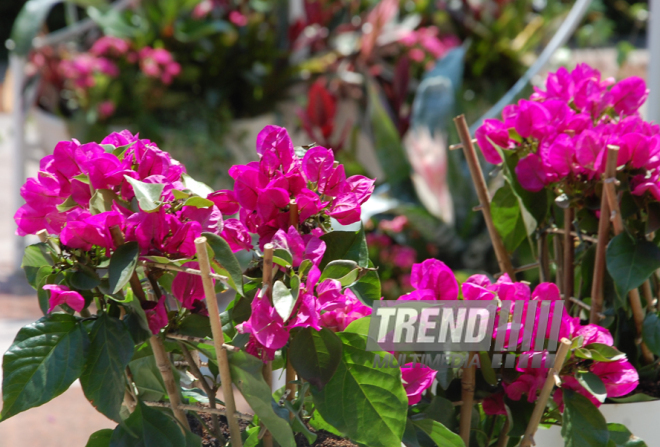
[44,284,85,313]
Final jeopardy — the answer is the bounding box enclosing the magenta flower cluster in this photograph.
[475,64,657,197]
[393,259,639,408]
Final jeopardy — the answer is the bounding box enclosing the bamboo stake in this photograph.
[547,227,598,244]
[520,339,572,447]
[641,280,655,312]
[37,229,48,242]
[262,243,274,447]
[195,237,243,447]
[454,115,516,278]
[601,147,654,364]
[554,234,564,292]
[563,207,575,310]
[285,205,299,405]
[459,352,476,445]
[538,233,550,282]
[109,226,189,430]
[289,199,299,230]
[590,147,617,323]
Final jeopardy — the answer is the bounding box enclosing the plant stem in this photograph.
[520,338,572,447]
[459,352,476,445]
[453,115,516,278]
[195,237,243,447]
[262,243,275,447]
[602,146,654,364]
[109,226,189,429]
[563,207,575,310]
[180,343,225,444]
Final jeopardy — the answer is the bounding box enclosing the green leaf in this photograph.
[576,372,607,403]
[183,197,215,208]
[491,182,527,253]
[108,242,139,294]
[309,409,344,437]
[349,260,380,306]
[86,428,113,447]
[606,233,660,299]
[109,400,186,446]
[124,176,165,212]
[343,316,371,336]
[412,419,464,447]
[642,313,660,357]
[227,350,296,447]
[320,226,369,269]
[366,77,411,189]
[56,195,78,212]
[182,173,214,198]
[22,243,53,288]
[423,396,456,432]
[561,389,610,447]
[128,351,167,402]
[272,281,295,321]
[320,260,359,286]
[607,423,647,447]
[311,332,408,447]
[609,394,657,403]
[1,314,89,420]
[289,328,343,390]
[576,343,626,362]
[504,397,535,437]
[203,232,244,296]
[69,264,101,290]
[80,314,135,422]
[273,248,293,268]
[177,314,212,339]
[90,189,121,215]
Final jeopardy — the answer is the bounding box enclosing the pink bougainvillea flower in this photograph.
[208,189,240,215]
[180,205,223,234]
[143,298,169,334]
[172,262,210,310]
[409,259,458,300]
[590,359,639,397]
[475,119,508,164]
[482,392,507,415]
[237,292,290,357]
[545,134,574,177]
[515,100,550,139]
[287,293,322,330]
[400,364,437,405]
[302,146,334,184]
[553,376,603,411]
[515,153,549,192]
[320,289,371,332]
[256,125,295,174]
[610,77,648,116]
[44,284,85,313]
[341,176,375,205]
[574,324,614,346]
[327,192,361,225]
[221,219,253,252]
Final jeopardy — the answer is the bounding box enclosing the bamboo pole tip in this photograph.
[194,236,208,246]
[264,243,274,251]
[453,114,466,123]
[36,229,48,242]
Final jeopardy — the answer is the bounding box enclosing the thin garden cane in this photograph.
[109,226,190,430]
[519,338,572,447]
[601,147,655,364]
[589,148,616,324]
[195,236,244,447]
[286,200,299,404]
[454,114,515,445]
[262,243,275,447]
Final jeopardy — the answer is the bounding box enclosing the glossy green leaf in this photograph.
[22,243,53,288]
[320,260,359,286]
[491,182,527,253]
[1,314,89,420]
[86,428,113,447]
[109,400,186,446]
[577,343,626,362]
[124,176,164,212]
[412,419,464,447]
[69,264,101,290]
[272,280,295,321]
[183,197,215,208]
[561,389,609,447]
[642,313,660,357]
[227,350,296,447]
[609,394,657,403]
[289,328,343,390]
[80,314,135,422]
[56,196,78,212]
[203,232,244,296]
[311,332,408,447]
[349,260,380,306]
[128,347,167,402]
[606,233,660,299]
[108,241,139,294]
[273,248,293,268]
[320,226,369,269]
[607,423,647,447]
[182,174,214,198]
[576,372,607,403]
[423,396,456,431]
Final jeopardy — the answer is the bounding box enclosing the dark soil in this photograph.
[188,410,357,446]
[632,376,660,399]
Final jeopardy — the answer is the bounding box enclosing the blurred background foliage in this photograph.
[4,0,651,283]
